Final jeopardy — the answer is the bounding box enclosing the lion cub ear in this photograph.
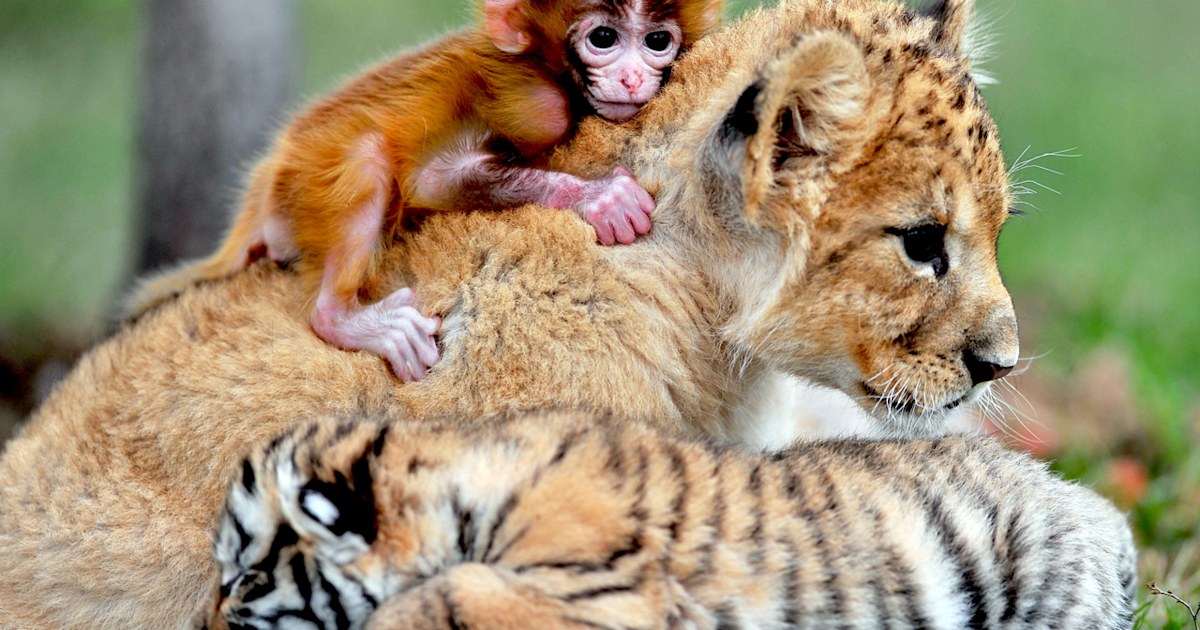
[922,0,974,54]
[715,31,869,224]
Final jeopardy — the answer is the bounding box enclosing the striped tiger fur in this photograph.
[200,411,1136,629]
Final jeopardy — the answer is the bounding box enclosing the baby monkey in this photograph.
[130,0,722,382]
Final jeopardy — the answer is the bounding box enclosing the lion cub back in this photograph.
[206,412,1135,629]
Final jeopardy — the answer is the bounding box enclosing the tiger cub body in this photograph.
[203,412,1136,629]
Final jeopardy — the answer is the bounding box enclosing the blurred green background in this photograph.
[1,0,1197,624]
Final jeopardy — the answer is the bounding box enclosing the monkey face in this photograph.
[567,10,683,122]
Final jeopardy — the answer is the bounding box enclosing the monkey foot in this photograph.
[311,287,441,383]
[577,166,655,245]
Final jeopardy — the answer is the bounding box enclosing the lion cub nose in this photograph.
[963,350,1015,385]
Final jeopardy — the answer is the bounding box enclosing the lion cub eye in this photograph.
[886,224,948,277]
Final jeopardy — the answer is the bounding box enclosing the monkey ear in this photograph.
[700,0,725,34]
[712,32,869,224]
[922,0,974,54]
[485,0,533,54]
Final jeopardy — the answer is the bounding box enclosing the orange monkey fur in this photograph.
[215,30,573,302]
[126,0,723,382]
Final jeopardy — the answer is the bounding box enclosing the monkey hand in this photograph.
[576,166,654,245]
[311,287,441,383]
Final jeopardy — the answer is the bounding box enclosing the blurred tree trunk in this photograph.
[134,0,297,274]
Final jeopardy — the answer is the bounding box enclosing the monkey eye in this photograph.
[587,26,619,49]
[644,31,672,52]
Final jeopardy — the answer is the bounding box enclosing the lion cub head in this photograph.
[638,0,1018,436]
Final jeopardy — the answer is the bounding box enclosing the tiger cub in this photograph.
[200,411,1136,629]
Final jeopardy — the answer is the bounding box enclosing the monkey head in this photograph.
[485,0,723,122]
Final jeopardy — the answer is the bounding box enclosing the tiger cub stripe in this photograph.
[200,411,1136,629]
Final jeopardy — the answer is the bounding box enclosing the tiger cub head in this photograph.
[200,418,389,630]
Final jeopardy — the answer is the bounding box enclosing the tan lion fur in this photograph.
[1,0,1022,626]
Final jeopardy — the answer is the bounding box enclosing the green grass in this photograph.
[988,1,1200,404]
[0,0,1196,624]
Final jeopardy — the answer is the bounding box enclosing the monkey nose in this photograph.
[621,73,643,92]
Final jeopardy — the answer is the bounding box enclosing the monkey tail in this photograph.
[122,181,275,321]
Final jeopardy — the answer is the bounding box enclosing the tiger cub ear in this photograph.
[276,424,384,565]
[298,475,376,538]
